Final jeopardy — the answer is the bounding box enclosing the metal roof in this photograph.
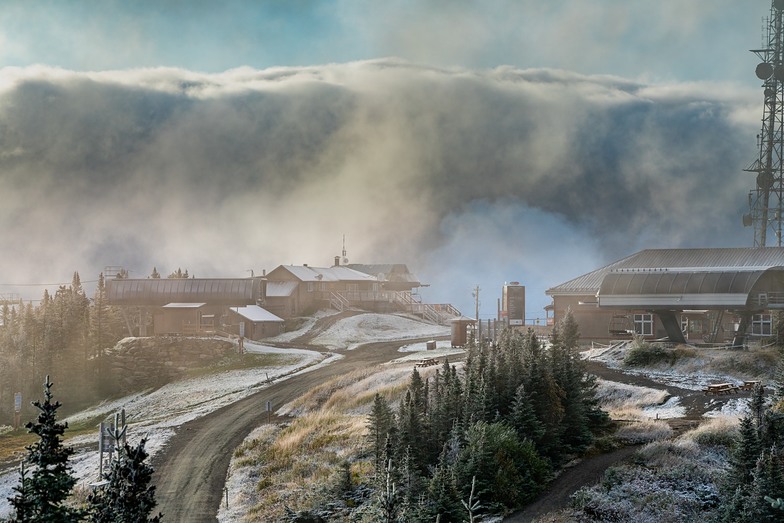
[275,265,377,283]
[106,278,259,306]
[597,269,769,308]
[547,248,784,295]
[230,305,283,323]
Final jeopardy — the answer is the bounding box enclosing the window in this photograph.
[633,313,653,336]
[752,314,772,336]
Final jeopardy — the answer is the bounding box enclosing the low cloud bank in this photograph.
[0,60,757,315]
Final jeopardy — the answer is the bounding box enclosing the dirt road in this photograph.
[504,361,747,522]
[151,337,434,522]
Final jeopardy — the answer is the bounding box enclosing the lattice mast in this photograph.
[745,0,784,247]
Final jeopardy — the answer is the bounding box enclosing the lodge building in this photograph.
[545,247,784,345]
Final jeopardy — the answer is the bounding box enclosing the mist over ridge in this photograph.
[0,60,756,318]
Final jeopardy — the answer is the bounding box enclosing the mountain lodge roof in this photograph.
[546,248,784,296]
[274,265,377,283]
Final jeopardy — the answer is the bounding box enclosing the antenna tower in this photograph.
[745,0,784,247]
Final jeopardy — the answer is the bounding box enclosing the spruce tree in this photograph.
[367,393,394,477]
[88,437,163,523]
[9,376,82,523]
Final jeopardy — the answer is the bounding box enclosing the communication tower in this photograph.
[745,0,784,246]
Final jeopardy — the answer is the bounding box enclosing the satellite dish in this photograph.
[776,0,784,11]
[758,171,775,191]
[757,63,774,80]
[342,257,349,264]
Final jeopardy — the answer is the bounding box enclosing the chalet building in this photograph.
[264,262,460,323]
[106,260,461,336]
[263,264,382,317]
[546,248,784,345]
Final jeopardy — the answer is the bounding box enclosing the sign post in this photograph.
[13,392,21,430]
[266,400,271,424]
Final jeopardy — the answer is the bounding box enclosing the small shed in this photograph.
[155,303,208,335]
[450,316,477,347]
[229,305,285,341]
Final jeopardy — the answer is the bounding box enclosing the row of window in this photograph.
[632,313,774,337]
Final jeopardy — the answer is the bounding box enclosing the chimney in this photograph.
[334,256,340,267]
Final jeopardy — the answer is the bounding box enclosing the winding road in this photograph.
[151,331,748,522]
[151,336,434,522]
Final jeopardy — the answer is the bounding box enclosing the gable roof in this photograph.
[271,265,377,283]
[547,248,784,296]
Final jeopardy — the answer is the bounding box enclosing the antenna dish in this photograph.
[776,0,784,11]
[342,257,349,264]
[757,62,774,80]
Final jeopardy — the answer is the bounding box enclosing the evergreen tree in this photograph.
[727,415,763,493]
[427,445,462,522]
[150,267,161,279]
[509,384,545,446]
[367,393,395,477]
[746,445,784,522]
[87,437,163,523]
[9,376,82,522]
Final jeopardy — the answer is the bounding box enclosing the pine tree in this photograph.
[367,393,394,477]
[728,415,763,492]
[88,437,163,523]
[9,376,82,522]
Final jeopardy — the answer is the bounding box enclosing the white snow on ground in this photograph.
[266,309,341,342]
[641,396,686,419]
[582,344,741,391]
[0,340,324,519]
[703,397,751,418]
[0,311,450,519]
[310,313,450,350]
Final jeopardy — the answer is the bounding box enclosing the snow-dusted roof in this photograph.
[230,305,283,323]
[276,265,377,282]
[163,302,206,308]
[265,281,298,297]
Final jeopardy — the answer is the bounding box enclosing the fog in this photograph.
[0,61,758,318]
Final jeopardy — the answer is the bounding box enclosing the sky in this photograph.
[0,0,774,320]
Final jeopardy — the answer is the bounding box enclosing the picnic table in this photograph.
[703,383,740,395]
[415,358,440,368]
[738,380,763,391]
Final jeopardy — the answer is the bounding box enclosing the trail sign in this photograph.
[14,392,21,413]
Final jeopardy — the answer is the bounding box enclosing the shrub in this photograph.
[624,337,677,367]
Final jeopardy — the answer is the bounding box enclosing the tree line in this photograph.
[361,311,610,521]
[0,267,195,423]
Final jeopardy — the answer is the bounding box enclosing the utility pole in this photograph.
[473,285,481,342]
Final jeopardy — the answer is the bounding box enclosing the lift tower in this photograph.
[745,0,784,247]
